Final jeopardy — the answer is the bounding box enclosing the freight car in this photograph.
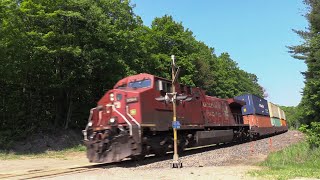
[82,73,287,163]
[234,94,288,137]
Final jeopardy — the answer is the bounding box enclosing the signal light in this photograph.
[156,93,192,103]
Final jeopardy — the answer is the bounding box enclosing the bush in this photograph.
[299,122,320,149]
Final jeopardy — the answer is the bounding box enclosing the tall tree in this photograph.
[0,0,143,146]
[289,0,320,124]
[145,15,264,98]
[208,53,264,98]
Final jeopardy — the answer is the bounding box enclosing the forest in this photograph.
[286,0,320,129]
[1,0,320,150]
[0,0,265,148]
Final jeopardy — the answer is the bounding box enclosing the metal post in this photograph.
[171,55,182,168]
[269,137,273,152]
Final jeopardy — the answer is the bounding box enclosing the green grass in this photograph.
[250,141,320,180]
[0,144,86,160]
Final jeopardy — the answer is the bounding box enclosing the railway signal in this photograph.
[155,55,191,168]
[170,55,182,168]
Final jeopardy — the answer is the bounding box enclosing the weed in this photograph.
[250,142,320,179]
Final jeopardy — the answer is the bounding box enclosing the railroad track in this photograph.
[0,163,110,180]
[0,139,257,179]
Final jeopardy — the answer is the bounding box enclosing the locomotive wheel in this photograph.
[131,144,148,161]
[131,154,145,161]
[154,147,167,156]
[148,136,169,157]
[250,133,258,140]
[178,142,186,155]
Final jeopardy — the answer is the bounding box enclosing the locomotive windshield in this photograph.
[128,79,151,88]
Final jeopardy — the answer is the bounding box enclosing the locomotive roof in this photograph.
[113,73,191,89]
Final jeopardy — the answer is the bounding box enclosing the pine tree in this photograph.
[289,0,320,124]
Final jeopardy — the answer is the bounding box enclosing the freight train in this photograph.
[82,73,288,163]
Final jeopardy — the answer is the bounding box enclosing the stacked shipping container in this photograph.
[234,94,273,136]
[268,102,281,127]
[234,94,269,116]
[235,94,288,136]
[279,108,287,126]
[267,102,287,132]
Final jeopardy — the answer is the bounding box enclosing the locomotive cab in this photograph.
[83,74,156,163]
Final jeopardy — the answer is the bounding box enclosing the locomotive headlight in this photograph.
[110,93,114,101]
[109,117,117,125]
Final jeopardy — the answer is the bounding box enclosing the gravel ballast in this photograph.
[128,130,305,169]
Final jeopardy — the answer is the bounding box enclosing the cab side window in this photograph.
[156,80,172,93]
[116,94,122,101]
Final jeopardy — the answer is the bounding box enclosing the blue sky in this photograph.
[131,0,308,106]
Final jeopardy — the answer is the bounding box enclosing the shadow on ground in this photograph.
[2,130,83,154]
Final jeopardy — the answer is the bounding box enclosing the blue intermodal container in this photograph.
[234,94,270,116]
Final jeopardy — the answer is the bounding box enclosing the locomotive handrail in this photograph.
[126,105,141,143]
[83,107,96,141]
[107,104,133,136]
[98,111,103,126]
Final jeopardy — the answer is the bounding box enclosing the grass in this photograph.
[0,144,86,160]
[249,141,320,180]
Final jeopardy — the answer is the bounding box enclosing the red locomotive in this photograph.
[83,73,287,163]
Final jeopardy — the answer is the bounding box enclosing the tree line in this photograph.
[286,0,320,128]
[0,0,264,148]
